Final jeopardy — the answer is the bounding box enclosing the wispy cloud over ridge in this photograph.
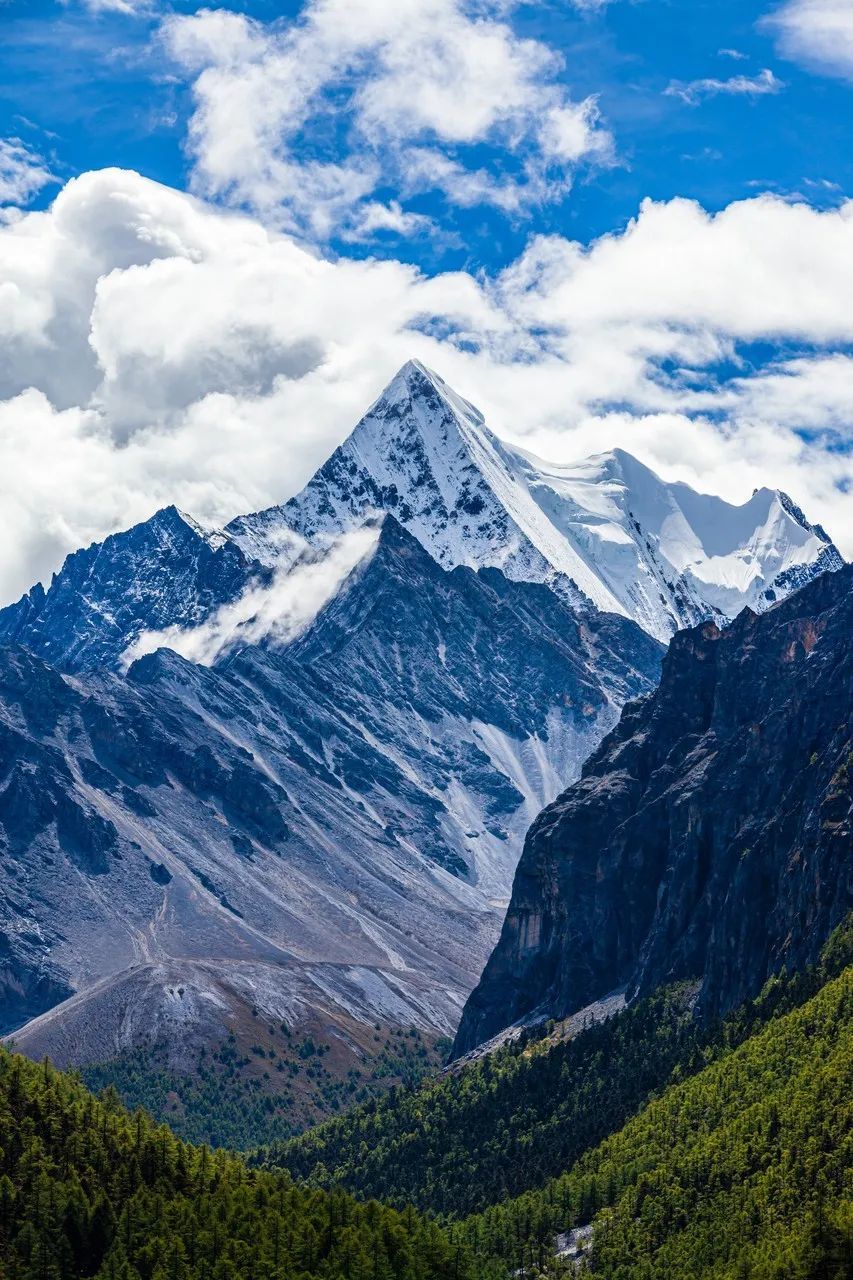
[123,525,381,668]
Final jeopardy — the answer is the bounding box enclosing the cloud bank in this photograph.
[161,0,612,236]
[0,167,850,607]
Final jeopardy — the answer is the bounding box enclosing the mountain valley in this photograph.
[0,361,847,1156]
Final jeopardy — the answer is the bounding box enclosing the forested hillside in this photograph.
[0,1045,475,1280]
[260,987,708,1216]
[1,911,849,1280]
[81,1024,447,1150]
[260,923,852,1221]
[457,954,852,1279]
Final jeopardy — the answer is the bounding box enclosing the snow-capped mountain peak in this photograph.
[228,363,844,641]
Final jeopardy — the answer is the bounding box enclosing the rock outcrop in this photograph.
[454,562,852,1056]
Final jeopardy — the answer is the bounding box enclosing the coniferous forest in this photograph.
[261,924,853,1225]
[1,923,850,1280]
[0,1045,476,1280]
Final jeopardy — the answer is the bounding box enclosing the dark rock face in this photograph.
[453,563,852,1057]
[0,506,266,673]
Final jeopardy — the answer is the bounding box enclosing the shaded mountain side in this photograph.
[1,521,661,1082]
[454,561,852,1057]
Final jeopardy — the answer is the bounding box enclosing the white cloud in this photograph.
[770,0,853,79]
[77,0,151,12]
[124,524,380,666]
[0,139,54,207]
[0,168,851,607]
[664,67,784,105]
[160,1,611,236]
[342,200,436,240]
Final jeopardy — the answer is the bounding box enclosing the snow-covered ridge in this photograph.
[229,360,844,642]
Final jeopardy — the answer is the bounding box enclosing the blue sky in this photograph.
[3,0,853,271]
[0,0,851,603]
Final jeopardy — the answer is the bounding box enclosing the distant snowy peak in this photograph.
[512,445,844,638]
[229,361,844,641]
[0,362,842,670]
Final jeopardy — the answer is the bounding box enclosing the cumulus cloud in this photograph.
[160,0,611,235]
[770,0,853,79]
[664,68,784,105]
[124,525,380,666]
[0,168,851,606]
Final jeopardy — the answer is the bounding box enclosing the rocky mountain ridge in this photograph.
[229,360,843,641]
[454,560,852,1056]
[0,360,845,1098]
[0,363,841,668]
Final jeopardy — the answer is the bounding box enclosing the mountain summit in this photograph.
[229,360,843,641]
[0,362,841,666]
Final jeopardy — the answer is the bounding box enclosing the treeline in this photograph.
[82,1025,447,1151]
[0,1045,477,1280]
[455,958,852,1279]
[4,930,849,1280]
[259,987,709,1216]
[264,925,853,1229]
[259,972,818,1220]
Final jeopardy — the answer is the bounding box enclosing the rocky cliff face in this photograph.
[453,563,852,1057]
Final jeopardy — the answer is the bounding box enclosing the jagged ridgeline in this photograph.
[0,1044,476,1280]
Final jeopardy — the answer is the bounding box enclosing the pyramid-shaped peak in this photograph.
[383,358,448,398]
[371,358,488,432]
